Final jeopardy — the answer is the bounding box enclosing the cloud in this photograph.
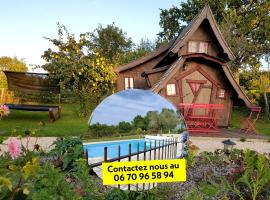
[90,89,176,125]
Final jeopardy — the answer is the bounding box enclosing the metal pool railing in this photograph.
[86,138,179,191]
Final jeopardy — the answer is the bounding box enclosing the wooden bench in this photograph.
[5,104,62,123]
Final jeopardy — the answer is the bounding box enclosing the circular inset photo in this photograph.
[85,89,188,160]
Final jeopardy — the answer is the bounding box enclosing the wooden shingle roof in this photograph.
[170,5,235,60]
[115,5,235,73]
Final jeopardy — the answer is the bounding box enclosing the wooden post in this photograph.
[58,93,61,106]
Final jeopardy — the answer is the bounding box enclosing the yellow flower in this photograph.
[23,157,39,178]
[0,177,12,191]
[23,187,30,195]
[8,164,17,171]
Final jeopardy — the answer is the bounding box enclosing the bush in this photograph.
[118,121,132,133]
[239,137,246,142]
[0,137,105,200]
[87,123,119,138]
[258,92,270,114]
[49,137,84,170]
[105,188,159,200]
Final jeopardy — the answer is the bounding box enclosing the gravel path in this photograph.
[0,137,57,154]
[190,136,270,154]
[1,136,270,154]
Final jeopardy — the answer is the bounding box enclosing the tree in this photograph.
[146,109,180,133]
[146,111,160,132]
[132,115,148,130]
[88,23,133,64]
[0,57,27,88]
[118,121,132,133]
[159,108,180,132]
[252,73,270,118]
[116,38,156,65]
[157,0,270,72]
[41,24,117,117]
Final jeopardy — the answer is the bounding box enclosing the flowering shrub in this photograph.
[7,138,22,159]
[0,104,10,119]
[0,137,106,199]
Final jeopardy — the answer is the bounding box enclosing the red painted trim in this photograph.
[186,79,207,96]
[175,65,220,87]
[191,83,205,103]
[197,68,220,86]
[175,65,201,81]
[183,53,225,65]
[186,79,207,84]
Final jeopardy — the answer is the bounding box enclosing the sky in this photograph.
[89,89,178,125]
[0,0,180,72]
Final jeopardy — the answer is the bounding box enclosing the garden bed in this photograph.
[1,136,270,200]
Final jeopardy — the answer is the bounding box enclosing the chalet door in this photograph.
[179,69,214,115]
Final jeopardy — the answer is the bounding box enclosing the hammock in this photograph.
[3,71,61,123]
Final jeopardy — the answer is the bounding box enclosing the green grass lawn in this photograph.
[0,104,89,137]
[1,104,270,137]
[230,107,270,135]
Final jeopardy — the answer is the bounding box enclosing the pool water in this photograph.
[84,139,154,158]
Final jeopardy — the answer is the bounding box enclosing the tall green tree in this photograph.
[252,73,270,118]
[157,0,270,72]
[41,24,116,117]
[0,57,27,88]
[88,23,133,64]
[132,115,148,130]
[117,38,156,65]
[159,108,180,132]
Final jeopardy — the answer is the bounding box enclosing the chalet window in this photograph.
[217,88,226,98]
[198,42,208,53]
[188,41,198,53]
[188,41,208,53]
[124,77,134,89]
[166,84,176,96]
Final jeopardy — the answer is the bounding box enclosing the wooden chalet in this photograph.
[115,5,252,127]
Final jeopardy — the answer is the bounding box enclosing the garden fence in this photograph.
[86,138,178,191]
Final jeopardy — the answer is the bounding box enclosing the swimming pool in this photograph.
[83,133,188,159]
[84,139,154,158]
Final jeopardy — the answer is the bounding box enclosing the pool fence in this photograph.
[86,138,179,191]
